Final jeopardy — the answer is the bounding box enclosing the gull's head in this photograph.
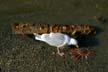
[68,38,79,48]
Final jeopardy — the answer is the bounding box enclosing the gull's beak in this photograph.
[75,44,79,48]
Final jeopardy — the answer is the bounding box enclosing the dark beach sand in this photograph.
[0,0,108,72]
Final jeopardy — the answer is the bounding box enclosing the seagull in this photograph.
[33,32,79,56]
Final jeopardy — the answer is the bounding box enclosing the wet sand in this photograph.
[0,0,108,72]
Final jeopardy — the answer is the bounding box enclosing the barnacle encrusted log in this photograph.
[12,23,96,37]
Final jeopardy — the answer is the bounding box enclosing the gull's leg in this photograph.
[57,47,64,56]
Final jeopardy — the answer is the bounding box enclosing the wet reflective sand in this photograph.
[0,0,108,72]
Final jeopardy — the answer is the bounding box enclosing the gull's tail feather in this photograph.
[33,33,41,38]
[33,33,38,36]
[33,33,42,41]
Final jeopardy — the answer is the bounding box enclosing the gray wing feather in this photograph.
[43,33,65,46]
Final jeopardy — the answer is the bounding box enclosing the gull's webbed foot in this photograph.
[57,52,64,56]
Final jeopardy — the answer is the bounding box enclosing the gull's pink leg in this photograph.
[57,47,64,56]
